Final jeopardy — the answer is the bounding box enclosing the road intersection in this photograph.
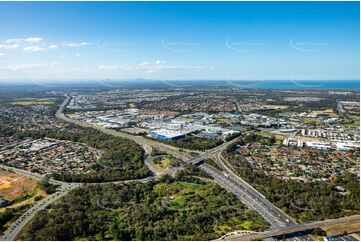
[0,95,354,241]
[57,96,314,239]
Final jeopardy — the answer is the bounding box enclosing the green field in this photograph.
[152,156,172,169]
[303,117,323,125]
[342,118,360,127]
[12,101,55,106]
[310,109,338,117]
[12,98,55,106]
[153,181,207,209]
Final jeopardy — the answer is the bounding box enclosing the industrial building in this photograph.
[305,141,333,150]
[149,129,189,141]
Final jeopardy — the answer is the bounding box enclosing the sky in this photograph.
[0,1,359,81]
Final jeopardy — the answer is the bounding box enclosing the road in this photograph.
[56,96,195,161]
[0,164,65,185]
[219,214,360,241]
[187,139,238,165]
[199,163,291,228]
[0,183,80,241]
[57,95,310,235]
[142,144,183,176]
[0,95,191,241]
[0,166,157,241]
[1,94,336,241]
[214,152,292,225]
[211,152,314,240]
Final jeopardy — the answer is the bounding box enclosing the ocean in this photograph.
[0,80,359,90]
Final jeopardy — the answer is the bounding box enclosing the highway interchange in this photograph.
[0,95,355,241]
[57,96,315,240]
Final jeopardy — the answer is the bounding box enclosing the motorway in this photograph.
[214,152,294,226]
[0,183,80,241]
[211,152,315,240]
[199,163,292,228]
[56,96,195,161]
[219,215,360,241]
[184,142,307,232]
[0,95,338,241]
[0,166,158,241]
[57,95,314,239]
[0,94,191,241]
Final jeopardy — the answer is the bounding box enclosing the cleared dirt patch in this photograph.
[321,220,360,235]
[0,169,37,201]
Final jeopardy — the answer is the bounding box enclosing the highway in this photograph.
[57,95,312,236]
[0,94,192,241]
[187,140,237,165]
[56,96,195,161]
[219,215,360,241]
[0,94,331,241]
[199,163,287,228]
[0,183,80,241]
[211,152,314,240]
[142,144,183,176]
[0,166,157,241]
[213,152,293,227]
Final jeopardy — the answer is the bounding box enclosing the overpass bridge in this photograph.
[57,95,315,239]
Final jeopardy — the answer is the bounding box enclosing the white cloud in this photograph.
[155,60,165,65]
[62,42,90,47]
[1,37,90,54]
[75,53,81,57]
[1,36,44,51]
[3,37,43,45]
[4,62,57,71]
[139,61,150,66]
[23,45,46,52]
[24,37,43,44]
[48,44,58,50]
[98,60,203,73]
[23,44,58,52]
[0,43,20,50]
[0,53,6,57]
[5,38,23,44]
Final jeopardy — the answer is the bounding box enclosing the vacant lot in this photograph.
[342,117,360,127]
[151,155,180,170]
[12,98,55,106]
[0,170,38,202]
[263,105,289,110]
[321,220,360,235]
[310,109,338,117]
[0,169,46,233]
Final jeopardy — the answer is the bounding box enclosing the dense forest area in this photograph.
[18,175,269,240]
[224,136,360,222]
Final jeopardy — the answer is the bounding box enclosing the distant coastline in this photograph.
[0,80,359,90]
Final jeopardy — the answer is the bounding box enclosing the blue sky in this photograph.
[0,1,359,81]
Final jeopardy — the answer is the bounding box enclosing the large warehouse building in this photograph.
[149,129,189,141]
